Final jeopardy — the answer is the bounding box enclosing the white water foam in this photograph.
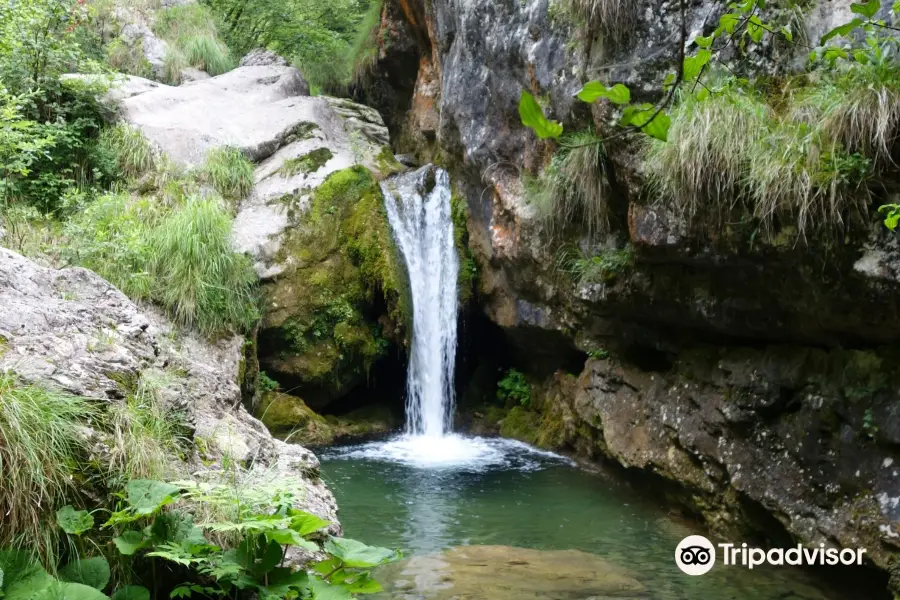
[381,166,458,437]
[322,434,574,472]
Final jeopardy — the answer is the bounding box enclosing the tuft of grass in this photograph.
[556,245,632,284]
[162,47,189,85]
[183,35,234,76]
[745,120,871,237]
[97,124,156,180]
[0,373,95,564]
[147,196,259,335]
[348,0,384,86]
[153,4,234,78]
[562,0,637,46]
[643,86,770,225]
[64,192,258,335]
[106,38,154,78]
[106,371,187,486]
[797,57,900,167]
[198,146,255,202]
[525,130,611,238]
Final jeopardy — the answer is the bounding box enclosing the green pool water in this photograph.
[318,436,882,600]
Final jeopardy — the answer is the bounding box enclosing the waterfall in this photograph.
[381,166,459,438]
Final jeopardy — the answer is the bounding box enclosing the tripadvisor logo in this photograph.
[675,536,867,576]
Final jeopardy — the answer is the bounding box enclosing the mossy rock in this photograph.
[279,147,334,177]
[258,391,396,445]
[451,189,477,306]
[259,166,410,408]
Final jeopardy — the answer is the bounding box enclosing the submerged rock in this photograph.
[379,545,647,599]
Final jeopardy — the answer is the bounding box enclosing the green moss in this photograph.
[451,190,477,305]
[263,166,409,390]
[280,147,334,177]
[374,146,405,179]
[499,406,542,445]
[258,391,395,445]
[287,122,320,142]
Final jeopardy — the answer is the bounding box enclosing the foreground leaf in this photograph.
[58,557,110,591]
[111,585,150,600]
[518,92,563,139]
[113,531,147,556]
[125,480,182,515]
[57,506,94,536]
[323,537,399,568]
[576,82,630,104]
[309,577,353,600]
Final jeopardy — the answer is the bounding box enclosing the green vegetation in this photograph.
[559,0,637,46]
[197,146,255,202]
[525,130,610,238]
[64,192,259,336]
[497,369,531,408]
[644,81,872,239]
[152,3,234,83]
[0,373,96,564]
[451,191,477,304]
[556,245,631,284]
[205,0,383,93]
[279,147,334,177]
[265,166,408,388]
[96,125,157,181]
[105,372,188,486]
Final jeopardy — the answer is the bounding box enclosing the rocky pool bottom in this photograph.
[319,435,887,600]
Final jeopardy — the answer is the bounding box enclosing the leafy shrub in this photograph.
[96,125,156,181]
[0,373,96,563]
[207,0,382,93]
[497,369,531,408]
[0,549,111,599]
[98,477,400,599]
[198,146,255,202]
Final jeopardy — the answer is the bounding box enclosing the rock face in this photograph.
[372,0,900,590]
[114,53,407,412]
[0,247,339,531]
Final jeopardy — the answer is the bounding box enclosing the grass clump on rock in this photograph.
[643,79,874,240]
[198,146,255,202]
[153,3,235,81]
[64,192,258,336]
[279,147,334,177]
[0,373,96,564]
[96,124,156,180]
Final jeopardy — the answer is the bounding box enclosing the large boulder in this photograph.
[0,247,339,532]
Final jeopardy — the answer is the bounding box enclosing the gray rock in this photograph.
[0,247,339,532]
[179,67,210,82]
[239,49,292,68]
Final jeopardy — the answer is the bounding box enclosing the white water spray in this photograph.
[381,166,459,437]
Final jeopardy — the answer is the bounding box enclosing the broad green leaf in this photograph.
[518,92,563,139]
[853,49,871,62]
[695,87,711,101]
[111,585,150,600]
[851,0,880,17]
[683,50,712,80]
[170,587,191,599]
[289,510,331,537]
[719,12,740,33]
[575,82,631,104]
[747,17,764,43]
[57,506,94,535]
[252,540,284,576]
[640,111,672,142]
[264,568,309,596]
[780,26,794,41]
[113,531,147,556]
[58,557,110,591]
[0,551,54,599]
[695,35,713,48]
[309,577,353,600]
[323,537,399,568]
[340,572,382,594]
[124,480,181,515]
[266,528,319,550]
[39,581,109,600]
[663,72,677,91]
[821,19,864,42]
[619,103,654,127]
[894,0,900,12]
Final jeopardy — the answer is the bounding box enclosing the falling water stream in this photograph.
[315,164,881,600]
